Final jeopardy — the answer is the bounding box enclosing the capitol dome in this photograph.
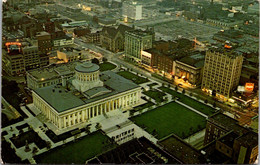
[72,62,103,93]
[75,62,100,73]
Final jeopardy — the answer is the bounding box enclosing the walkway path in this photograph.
[175,100,208,118]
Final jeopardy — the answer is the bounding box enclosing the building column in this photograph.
[72,114,75,125]
[68,115,71,127]
[82,110,85,121]
[77,112,80,123]
[58,118,61,129]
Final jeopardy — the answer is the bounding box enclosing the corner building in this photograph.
[201,47,243,100]
[32,62,142,132]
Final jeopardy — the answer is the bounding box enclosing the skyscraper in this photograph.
[125,29,153,62]
[201,46,243,100]
[122,1,142,20]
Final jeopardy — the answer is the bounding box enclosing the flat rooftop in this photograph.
[158,134,206,164]
[208,113,249,136]
[27,62,79,82]
[87,137,181,164]
[34,71,140,113]
[126,29,153,37]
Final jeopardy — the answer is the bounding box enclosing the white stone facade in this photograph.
[72,70,103,93]
[32,88,142,130]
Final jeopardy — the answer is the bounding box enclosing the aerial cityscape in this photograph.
[1,0,259,164]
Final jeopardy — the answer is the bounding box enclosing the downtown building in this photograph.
[31,62,142,133]
[202,112,258,164]
[2,42,49,75]
[201,46,243,100]
[122,1,142,21]
[125,29,154,62]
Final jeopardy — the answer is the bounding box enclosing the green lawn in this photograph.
[159,87,216,116]
[99,62,117,72]
[34,132,116,164]
[117,71,149,84]
[143,89,166,103]
[131,102,206,140]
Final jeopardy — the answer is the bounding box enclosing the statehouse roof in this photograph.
[34,71,140,113]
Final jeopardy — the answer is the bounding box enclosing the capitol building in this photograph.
[32,62,142,132]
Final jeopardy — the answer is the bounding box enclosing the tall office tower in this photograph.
[122,1,142,20]
[201,47,243,100]
[125,30,153,62]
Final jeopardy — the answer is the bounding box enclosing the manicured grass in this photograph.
[34,131,116,164]
[131,102,206,140]
[143,89,166,103]
[99,62,117,72]
[117,71,149,84]
[159,87,216,116]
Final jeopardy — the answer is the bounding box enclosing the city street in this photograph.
[71,37,257,122]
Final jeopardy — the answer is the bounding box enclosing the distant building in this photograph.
[142,39,194,76]
[44,20,55,34]
[73,27,91,37]
[125,29,153,62]
[175,54,205,85]
[53,35,74,48]
[100,24,133,52]
[3,42,48,75]
[57,47,83,63]
[61,21,88,33]
[86,31,101,44]
[37,31,52,54]
[122,1,142,20]
[202,113,258,164]
[22,20,44,38]
[201,46,243,100]
[26,62,78,90]
[158,134,206,164]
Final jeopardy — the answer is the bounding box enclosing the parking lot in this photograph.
[149,18,221,42]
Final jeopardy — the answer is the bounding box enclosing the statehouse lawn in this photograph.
[159,87,216,116]
[99,62,117,72]
[34,131,116,164]
[117,71,149,84]
[131,102,206,140]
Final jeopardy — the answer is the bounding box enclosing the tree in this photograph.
[46,141,51,150]
[95,123,102,130]
[129,110,135,117]
[152,129,157,136]
[91,58,99,65]
[198,124,202,130]
[212,90,216,97]
[85,125,91,134]
[32,147,38,155]
[182,132,185,139]
[19,129,24,135]
[189,127,193,135]
[175,86,178,91]
[204,99,208,104]
[103,57,108,62]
